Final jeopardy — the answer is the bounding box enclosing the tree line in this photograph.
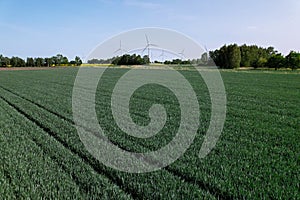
[208,44,300,70]
[89,54,150,65]
[0,54,82,68]
[2,44,299,69]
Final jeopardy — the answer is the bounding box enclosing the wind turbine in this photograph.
[81,53,86,63]
[159,50,166,63]
[178,49,186,59]
[114,40,127,55]
[204,46,209,62]
[204,45,209,63]
[142,34,158,62]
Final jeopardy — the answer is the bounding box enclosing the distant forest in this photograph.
[0,54,82,68]
[208,44,300,70]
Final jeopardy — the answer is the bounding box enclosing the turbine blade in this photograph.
[145,34,149,44]
[142,46,148,53]
[114,49,120,54]
[150,44,158,47]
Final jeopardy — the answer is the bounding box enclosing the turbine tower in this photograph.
[142,34,157,62]
[159,50,166,63]
[204,45,209,63]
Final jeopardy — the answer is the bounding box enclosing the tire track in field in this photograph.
[0,88,218,199]
[0,84,236,199]
[0,85,175,168]
[0,85,236,199]
[0,85,164,168]
[0,101,86,199]
[0,85,72,123]
[0,95,136,200]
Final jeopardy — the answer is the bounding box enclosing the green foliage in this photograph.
[111,54,149,65]
[210,44,241,68]
[10,56,26,67]
[88,58,116,64]
[227,44,241,68]
[44,57,53,67]
[34,57,44,67]
[267,53,286,70]
[74,56,82,66]
[254,57,268,68]
[210,44,278,69]
[164,59,191,65]
[286,51,300,70]
[240,45,276,68]
[0,54,11,67]
[26,57,34,67]
[0,54,82,67]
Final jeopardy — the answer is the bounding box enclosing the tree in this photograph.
[210,44,241,68]
[267,54,286,70]
[254,57,268,68]
[26,57,34,67]
[75,56,82,66]
[143,55,150,64]
[56,54,63,66]
[44,57,53,67]
[111,54,149,65]
[286,51,300,70]
[1,56,10,67]
[240,44,254,67]
[11,57,26,67]
[61,56,69,65]
[51,56,58,66]
[34,58,44,67]
[0,55,3,67]
[227,44,241,68]
[210,44,278,69]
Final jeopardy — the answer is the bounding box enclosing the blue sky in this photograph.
[0,0,299,59]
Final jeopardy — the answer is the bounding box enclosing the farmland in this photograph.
[0,67,299,199]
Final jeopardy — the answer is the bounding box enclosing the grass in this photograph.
[0,67,299,199]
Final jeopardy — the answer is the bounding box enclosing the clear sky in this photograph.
[0,0,299,59]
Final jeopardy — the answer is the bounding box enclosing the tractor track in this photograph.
[0,84,235,199]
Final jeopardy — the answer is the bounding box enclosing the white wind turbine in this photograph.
[178,49,186,59]
[201,45,210,64]
[159,50,166,63]
[142,34,158,62]
[205,46,209,62]
[114,40,127,55]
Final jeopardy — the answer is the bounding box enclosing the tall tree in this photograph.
[26,57,34,67]
[227,44,241,68]
[44,58,54,67]
[1,57,10,67]
[0,55,3,67]
[34,58,44,67]
[286,51,300,70]
[61,56,69,65]
[56,54,63,66]
[75,56,82,66]
[11,57,26,67]
[267,54,286,70]
[143,55,150,64]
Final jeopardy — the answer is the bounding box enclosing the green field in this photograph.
[0,68,299,199]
